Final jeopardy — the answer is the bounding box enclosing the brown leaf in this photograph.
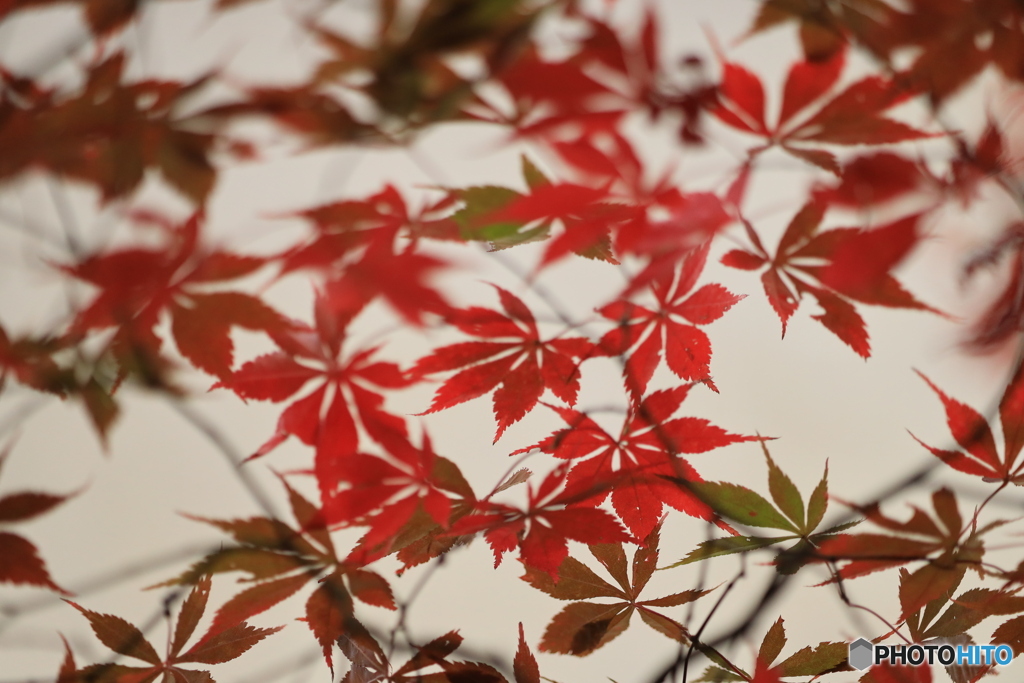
[539,602,629,656]
[522,557,626,601]
[0,491,72,523]
[305,574,353,674]
[171,576,211,658]
[67,601,161,665]
[176,622,282,665]
[513,623,540,683]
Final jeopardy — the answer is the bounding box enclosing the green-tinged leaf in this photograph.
[663,535,794,569]
[451,186,521,239]
[776,641,849,676]
[171,576,212,658]
[811,519,861,537]
[489,222,551,251]
[691,665,745,683]
[805,462,829,531]
[521,155,550,190]
[175,622,283,665]
[539,602,629,656]
[758,618,786,667]
[775,538,816,575]
[763,444,804,528]
[522,557,626,601]
[691,481,799,532]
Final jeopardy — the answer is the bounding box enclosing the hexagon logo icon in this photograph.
[849,638,874,671]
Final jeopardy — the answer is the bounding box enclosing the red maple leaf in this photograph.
[279,186,454,326]
[413,285,595,442]
[447,464,632,579]
[0,444,75,594]
[513,385,756,539]
[66,576,281,683]
[218,292,410,504]
[323,433,477,566]
[711,44,933,172]
[722,202,934,357]
[912,366,1024,484]
[0,54,218,203]
[598,241,743,396]
[65,212,285,381]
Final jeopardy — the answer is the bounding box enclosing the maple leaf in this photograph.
[0,324,73,396]
[813,152,929,209]
[743,0,895,62]
[447,463,632,578]
[947,120,1013,209]
[514,386,758,540]
[219,292,411,504]
[816,488,988,609]
[66,576,281,683]
[491,181,628,267]
[413,285,595,442]
[65,212,285,382]
[473,43,622,137]
[279,186,453,326]
[597,241,743,396]
[324,432,477,566]
[443,161,551,251]
[721,202,935,357]
[875,0,1024,103]
[912,367,1024,484]
[155,477,398,675]
[0,53,218,203]
[664,443,854,575]
[335,620,540,683]
[522,523,714,656]
[0,443,76,594]
[961,220,1024,349]
[750,618,849,678]
[711,45,934,172]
